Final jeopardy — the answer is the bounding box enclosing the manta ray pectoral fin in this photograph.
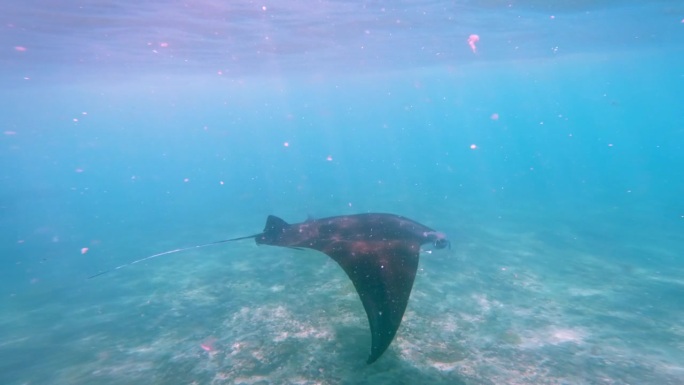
[325,241,420,364]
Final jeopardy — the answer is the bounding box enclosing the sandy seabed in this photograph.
[2,214,683,385]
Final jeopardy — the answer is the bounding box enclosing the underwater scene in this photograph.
[1,1,683,384]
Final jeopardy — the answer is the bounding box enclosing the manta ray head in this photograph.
[423,231,450,249]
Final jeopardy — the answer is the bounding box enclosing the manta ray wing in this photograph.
[321,239,420,363]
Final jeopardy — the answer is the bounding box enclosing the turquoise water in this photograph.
[1,1,683,384]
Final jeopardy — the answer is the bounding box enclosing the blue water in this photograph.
[2,1,683,384]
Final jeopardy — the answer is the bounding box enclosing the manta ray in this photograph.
[90,213,450,363]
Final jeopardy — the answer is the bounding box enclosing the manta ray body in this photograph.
[91,213,449,363]
[251,213,449,363]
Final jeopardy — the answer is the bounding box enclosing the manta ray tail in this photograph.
[87,233,260,279]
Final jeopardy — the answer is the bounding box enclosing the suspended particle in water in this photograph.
[467,34,479,53]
